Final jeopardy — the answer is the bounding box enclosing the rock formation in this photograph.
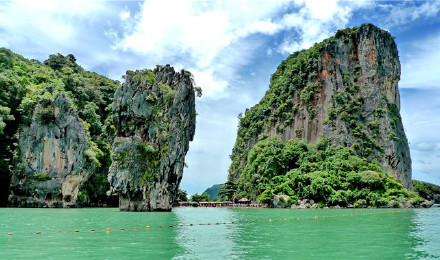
[108,65,196,211]
[229,24,412,189]
[9,93,91,207]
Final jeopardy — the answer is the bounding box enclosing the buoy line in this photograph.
[1,209,410,236]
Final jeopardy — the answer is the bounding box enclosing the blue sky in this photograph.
[1,0,440,194]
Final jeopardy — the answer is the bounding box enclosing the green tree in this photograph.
[176,189,188,202]
[231,137,424,208]
[218,180,237,201]
[190,192,210,202]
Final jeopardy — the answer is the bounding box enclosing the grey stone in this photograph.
[421,200,435,208]
[230,25,412,189]
[108,65,196,211]
[273,194,290,208]
[9,93,90,208]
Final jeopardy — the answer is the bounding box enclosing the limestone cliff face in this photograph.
[108,65,196,211]
[229,24,412,189]
[9,93,91,207]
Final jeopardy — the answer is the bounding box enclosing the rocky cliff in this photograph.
[108,65,196,211]
[0,50,119,207]
[9,93,91,207]
[229,24,412,190]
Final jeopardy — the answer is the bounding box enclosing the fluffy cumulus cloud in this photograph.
[275,0,359,54]
[0,0,116,57]
[112,0,287,98]
[112,0,370,99]
[379,1,440,27]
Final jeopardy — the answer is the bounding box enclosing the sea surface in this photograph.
[0,207,439,259]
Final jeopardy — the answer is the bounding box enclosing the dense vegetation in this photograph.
[227,25,371,181]
[413,180,440,203]
[231,138,423,208]
[189,192,210,203]
[0,48,119,205]
[175,189,189,202]
[203,184,224,201]
[226,24,416,207]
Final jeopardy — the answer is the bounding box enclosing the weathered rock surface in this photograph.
[272,194,290,208]
[9,93,91,207]
[108,65,196,211]
[229,24,412,189]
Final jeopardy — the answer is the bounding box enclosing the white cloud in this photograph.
[0,0,110,48]
[191,69,228,99]
[113,0,371,99]
[294,0,340,20]
[0,0,124,70]
[275,1,357,54]
[113,0,288,98]
[239,19,281,36]
[381,1,440,27]
[120,9,130,21]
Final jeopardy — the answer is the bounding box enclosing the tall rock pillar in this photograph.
[108,65,196,211]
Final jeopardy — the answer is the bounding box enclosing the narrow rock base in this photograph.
[118,195,172,212]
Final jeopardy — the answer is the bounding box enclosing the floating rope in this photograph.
[1,209,410,236]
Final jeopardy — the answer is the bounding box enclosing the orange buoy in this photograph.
[146,226,150,228]
[8,232,13,235]
[106,228,111,231]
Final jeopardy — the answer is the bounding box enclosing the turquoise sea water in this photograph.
[0,207,439,259]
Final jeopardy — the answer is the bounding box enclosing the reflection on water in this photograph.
[410,208,440,259]
[0,208,439,259]
[173,208,241,259]
[172,208,440,259]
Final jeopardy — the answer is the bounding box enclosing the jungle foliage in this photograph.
[234,138,423,208]
[227,25,374,182]
[226,24,416,207]
[0,48,119,205]
[413,180,440,203]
